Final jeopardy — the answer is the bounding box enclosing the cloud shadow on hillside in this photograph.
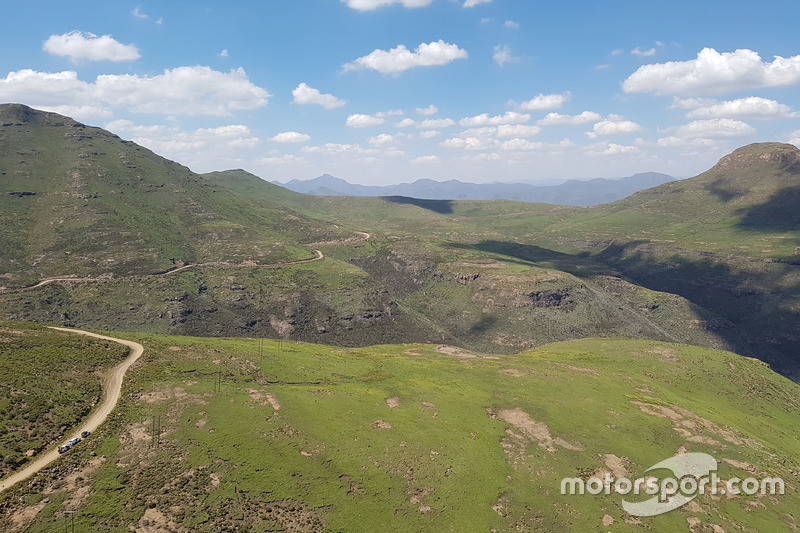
[383,196,453,214]
[705,178,748,202]
[595,241,800,379]
[447,240,612,278]
[735,185,800,234]
[449,239,800,381]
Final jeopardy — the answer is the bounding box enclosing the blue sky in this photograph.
[2,0,800,185]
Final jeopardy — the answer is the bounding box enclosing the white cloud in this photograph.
[596,143,641,156]
[368,133,395,146]
[271,131,311,143]
[43,31,141,63]
[611,49,624,56]
[586,116,642,138]
[789,130,800,147]
[292,82,346,109]
[503,20,519,29]
[132,7,148,19]
[255,154,306,166]
[493,45,513,67]
[341,0,433,10]
[418,117,455,129]
[686,96,796,120]
[416,104,438,116]
[459,127,497,138]
[657,136,718,148]
[537,110,600,125]
[105,120,261,171]
[501,138,542,151]
[623,47,800,95]
[94,66,270,115]
[419,129,441,138]
[631,47,656,57]
[672,118,756,139]
[440,136,499,151]
[0,67,270,117]
[460,111,530,127]
[519,92,570,111]
[346,113,384,128]
[412,155,439,163]
[497,124,542,138]
[464,0,492,6]
[395,118,416,128]
[302,143,375,155]
[669,97,718,109]
[343,40,468,74]
[219,49,229,58]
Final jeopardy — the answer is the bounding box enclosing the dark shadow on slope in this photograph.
[596,241,800,380]
[447,240,613,278]
[447,239,800,381]
[736,186,800,233]
[705,178,748,202]
[383,196,453,214]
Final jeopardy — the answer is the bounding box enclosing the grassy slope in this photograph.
[0,105,346,286]
[1,327,797,531]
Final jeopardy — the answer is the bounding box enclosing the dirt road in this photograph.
[0,328,143,494]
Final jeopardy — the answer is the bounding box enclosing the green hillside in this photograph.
[0,104,346,287]
[1,327,797,531]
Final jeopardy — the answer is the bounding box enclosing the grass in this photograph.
[2,327,797,531]
[0,321,129,476]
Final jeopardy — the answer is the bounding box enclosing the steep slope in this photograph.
[0,104,344,287]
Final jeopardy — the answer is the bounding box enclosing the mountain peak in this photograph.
[713,142,800,173]
[0,103,81,127]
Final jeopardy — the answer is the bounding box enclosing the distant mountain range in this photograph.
[276,172,676,206]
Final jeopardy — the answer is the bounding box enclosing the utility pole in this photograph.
[63,510,76,533]
[151,415,161,448]
[212,371,222,394]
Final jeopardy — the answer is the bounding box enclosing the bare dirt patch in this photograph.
[371,419,393,429]
[139,386,187,404]
[631,401,757,449]
[420,401,438,418]
[547,361,599,375]
[600,454,629,478]
[643,346,680,362]
[499,368,526,377]
[408,487,434,514]
[437,345,498,360]
[262,499,327,532]
[134,507,185,533]
[386,396,401,408]
[248,389,281,411]
[488,407,582,452]
[9,499,48,531]
[722,458,759,473]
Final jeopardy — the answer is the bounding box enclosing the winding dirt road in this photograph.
[3,249,326,292]
[0,328,143,494]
